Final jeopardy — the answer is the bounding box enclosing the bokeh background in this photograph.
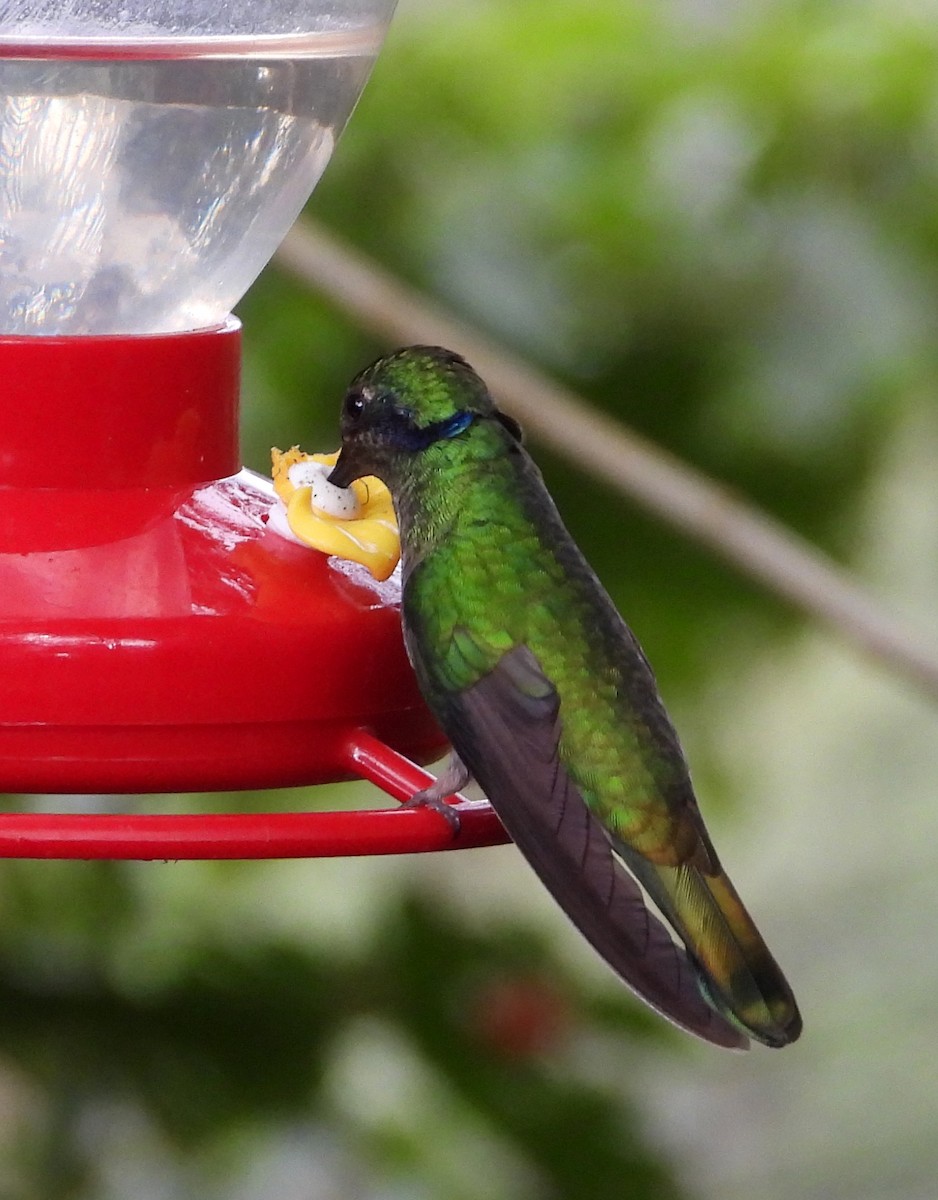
[3,0,938,1195]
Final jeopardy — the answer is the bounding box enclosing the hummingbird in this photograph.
[329,346,801,1050]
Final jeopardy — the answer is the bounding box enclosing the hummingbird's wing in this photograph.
[436,642,749,1050]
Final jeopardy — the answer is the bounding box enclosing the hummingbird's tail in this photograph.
[447,643,796,1049]
[635,857,802,1048]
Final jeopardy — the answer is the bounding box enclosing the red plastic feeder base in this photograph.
[0,323,508,859]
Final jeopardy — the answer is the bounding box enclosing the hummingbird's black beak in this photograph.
[328,447,362,490]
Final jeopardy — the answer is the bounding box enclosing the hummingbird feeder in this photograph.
[0,0,507,860]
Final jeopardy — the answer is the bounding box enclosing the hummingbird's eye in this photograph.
[344,391,366,421]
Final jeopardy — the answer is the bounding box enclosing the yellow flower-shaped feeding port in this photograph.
[270,446,400,582]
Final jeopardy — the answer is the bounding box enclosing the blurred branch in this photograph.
[276,220,938,703]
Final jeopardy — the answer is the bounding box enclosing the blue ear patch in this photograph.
[437,410,475,440]
[403,408,476,450]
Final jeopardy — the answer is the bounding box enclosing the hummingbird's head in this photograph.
[328,346,521,489]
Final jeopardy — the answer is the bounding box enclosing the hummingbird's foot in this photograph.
[402,751,471,837]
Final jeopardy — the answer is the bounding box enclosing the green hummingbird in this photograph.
[329,345,801,1050]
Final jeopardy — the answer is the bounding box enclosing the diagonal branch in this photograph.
[275,219,938,702]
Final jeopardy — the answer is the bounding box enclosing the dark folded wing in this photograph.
[442,643,748,1050]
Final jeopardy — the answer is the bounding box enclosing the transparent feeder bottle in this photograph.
[0,0,384,337]
[0,0,506,858]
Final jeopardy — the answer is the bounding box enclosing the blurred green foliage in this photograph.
[243,0,938,688]
[0,859,678,1199]
[5,0,938,1194]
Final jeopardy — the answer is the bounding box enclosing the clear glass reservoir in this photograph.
[0,1,396,334]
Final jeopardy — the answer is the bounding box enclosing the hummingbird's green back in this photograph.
[398,421,692,856]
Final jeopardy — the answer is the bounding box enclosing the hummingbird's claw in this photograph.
[403,751,471,838]
[401,790,462,837]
